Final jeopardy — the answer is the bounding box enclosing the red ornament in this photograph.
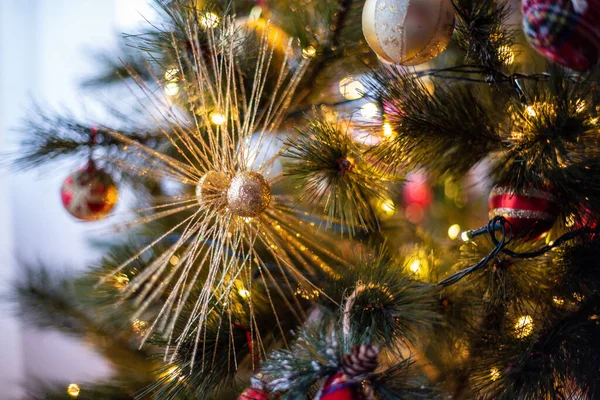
[61,162,117,221]
[238,387,271,400]
[403,171,433,208]
[488,185,559,240]
[315,372,365,400]
[522,0,600,71]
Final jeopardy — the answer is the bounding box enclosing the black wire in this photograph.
[438,217,600,287]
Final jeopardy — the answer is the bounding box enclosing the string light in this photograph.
[498,45,515,65]
[169,255,180,265]
[113,273,129,289]
[164,67,180,82]
[200,12,220,29]
[302,46,316,59]
[338,77,364,100]
[383,121,394,138]
[409,259,421,273]
[379,198,395,216]
[576,99,587,113]
[132,319,149,336]
[67,384,80,398]
[460,231,471,242]
[360,102,379,118]
[553,296,565,306]
[490,368,500,381]
[248,5,263,21]
[210,111,226,125]
[164,82,180,97]
[526,105,537,117]
[514,315,534,338]
[448,224,461,240]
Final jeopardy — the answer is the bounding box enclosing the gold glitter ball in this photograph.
[196,171,230,211]
[227,171,271,217]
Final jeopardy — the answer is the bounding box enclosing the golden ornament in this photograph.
[227,171,272,217]
[196,171,230,211]
[362,0,455,65]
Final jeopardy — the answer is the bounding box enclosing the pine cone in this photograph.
[341,345,379,379]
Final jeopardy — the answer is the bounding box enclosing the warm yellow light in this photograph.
[113,273,129,289]
[526,105,537,117]
[164,82,180,97]
[169,255,180,265]
[164,67,180,82]
[132,319,149,335]
[360,102,379,118]
[248,5,263,21]
[576,99,587,113]
[460,231,471,242]
[339,77,364,100]
[498,45,515,65]
[553,296,564,306]
[302,45,316,59]
[210,111,226,125]
[514,315,534,338]
[200,12,220,29]
[159,365,181,381]
[409,259,421,273]
[238,288,250,298]
[448,224,461,240]
[380,198,395,216]
[383,121,394,138]
[490,368,500,381]
[67,383,80,398]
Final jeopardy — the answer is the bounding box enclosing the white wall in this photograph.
[0,0,155,396]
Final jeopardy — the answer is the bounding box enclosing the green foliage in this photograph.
[452,0,517,70]
[365,68,503,177]
[283,114,392,234]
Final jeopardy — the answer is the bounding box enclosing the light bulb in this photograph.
[339,77,364,100]
[360,102,379,118]
[448,224,461,240]
[200,12,220,29]
[67,384,80,398]
[514,315,534,338]
[210,112,226,125]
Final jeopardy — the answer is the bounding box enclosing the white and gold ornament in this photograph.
[362,0,455,65]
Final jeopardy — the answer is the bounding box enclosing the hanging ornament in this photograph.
[522,0,600,71]
[61,162,118,221]
[238,376,272,400]
[362,0,455,65]
[227,171,272,217]
[196,171,230,211]
[315,372,364,400]
[315,345,379,400]
[488,184,559,240]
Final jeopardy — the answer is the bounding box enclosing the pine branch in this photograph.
[365,68,504,177]
[13,106,166,169]
[452,0,517,71]
[283,113,393,234]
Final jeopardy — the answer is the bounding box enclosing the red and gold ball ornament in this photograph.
[362,0,455,65]
[522,0,600,71]
[61,163,118,221]
[488,184,559,240]
[315,372,368,400]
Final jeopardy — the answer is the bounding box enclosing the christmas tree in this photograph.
[12,0,600,399]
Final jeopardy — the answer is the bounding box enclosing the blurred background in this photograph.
[0,1,159,397]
